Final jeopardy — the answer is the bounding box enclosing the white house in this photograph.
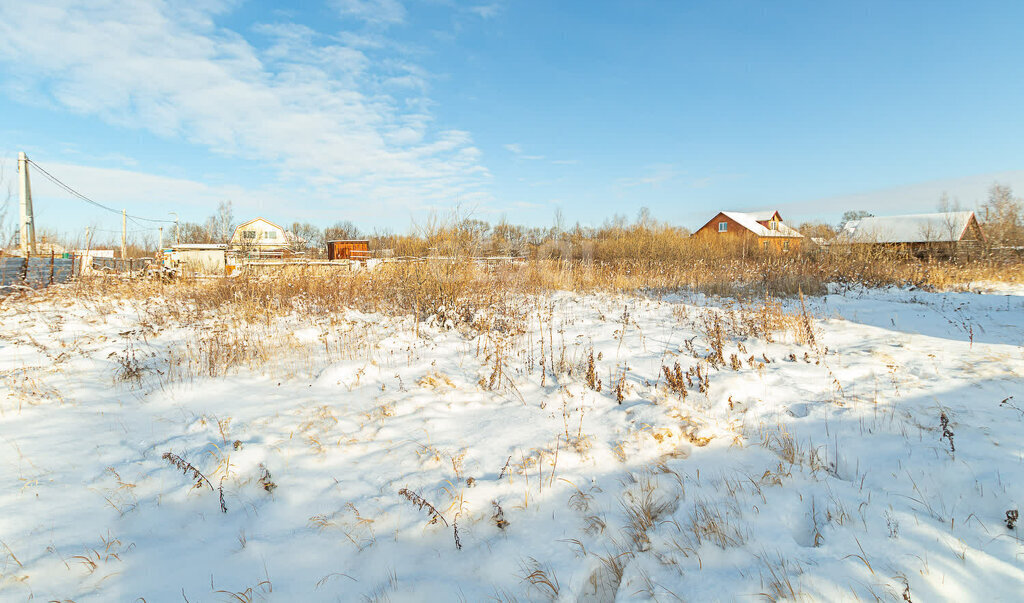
[229,217,290,254]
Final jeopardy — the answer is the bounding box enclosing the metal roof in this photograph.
[839,212,978,243]
[720,211,804,238]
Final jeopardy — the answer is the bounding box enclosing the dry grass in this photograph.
[12,247,1010,410]
[686,499,746,549]
[56,239,1024,326]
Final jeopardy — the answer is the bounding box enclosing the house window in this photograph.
[718,222,728,232]
[770,221,778,230]
[243,231,256,239]
[783,240,790,251]
[763,241,769,250]
[266,231,277,240]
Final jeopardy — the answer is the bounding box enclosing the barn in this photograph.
[838,211,984,256]
[692,210,804,251]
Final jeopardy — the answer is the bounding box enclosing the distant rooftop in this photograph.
[839,212,979,244]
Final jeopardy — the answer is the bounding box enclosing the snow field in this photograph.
[0,286,1023,601]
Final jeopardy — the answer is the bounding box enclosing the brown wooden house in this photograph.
[693,210,804,251]
[326,239,370,262]
[837,211,984,257]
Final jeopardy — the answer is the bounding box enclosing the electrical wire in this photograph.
[89,227,163,234]
[25,159,177,224]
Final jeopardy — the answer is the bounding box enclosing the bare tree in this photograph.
[324,220,362,242]
[289,222,323,255]
[979,183,1024,249]
[797,221,837,240]
[840,210,873,226]
[553,207,565,235]
[636,206,654,229]
[216,201,235,243]
[178,221,210,244]
[936,192,965,257]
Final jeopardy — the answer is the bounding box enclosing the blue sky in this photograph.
[1,0,1022,242]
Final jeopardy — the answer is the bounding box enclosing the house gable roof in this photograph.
[839,212,979,244]
[233,217,284,234]
[720,211,804,238]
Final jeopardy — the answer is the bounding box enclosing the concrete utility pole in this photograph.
[121,209,127,260]
[158,226,163,251]
[18,152,37,256]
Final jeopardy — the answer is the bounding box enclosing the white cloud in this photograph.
[0,1,490,215]
[468,3,504,19]
[333,0,407,25]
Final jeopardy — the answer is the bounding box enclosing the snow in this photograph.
[1,286,1024,600]
[741,211,779,222]
[721,211,804,238]
[840,211,977,244]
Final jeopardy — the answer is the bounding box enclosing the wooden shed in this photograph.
[327,239,370,262]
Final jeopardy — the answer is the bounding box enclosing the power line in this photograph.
[90,227,162,234]
[26,159,177,224]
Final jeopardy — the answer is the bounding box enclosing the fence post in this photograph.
[20,254,28,285]
[49,250,55,285]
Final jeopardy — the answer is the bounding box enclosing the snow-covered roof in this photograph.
[721,211,804,238]
[839,212,978,244]
[743,210,780,222]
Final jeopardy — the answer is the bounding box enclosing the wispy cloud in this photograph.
[468,3,504,19]
[615,164,743,192]
[615,163,681,188]
[0,0,490,215]
[504,142,544,160]
[333,0,407,26]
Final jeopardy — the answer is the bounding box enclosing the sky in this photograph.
[1,0,1023,243]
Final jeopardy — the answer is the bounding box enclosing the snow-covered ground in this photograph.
[1,285,1023,601]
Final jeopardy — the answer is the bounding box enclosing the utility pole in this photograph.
[83,226,91,276]
[121,209,127,261]
[158,226,163,251]
[18,152,37,256]
[169,212,179,245]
